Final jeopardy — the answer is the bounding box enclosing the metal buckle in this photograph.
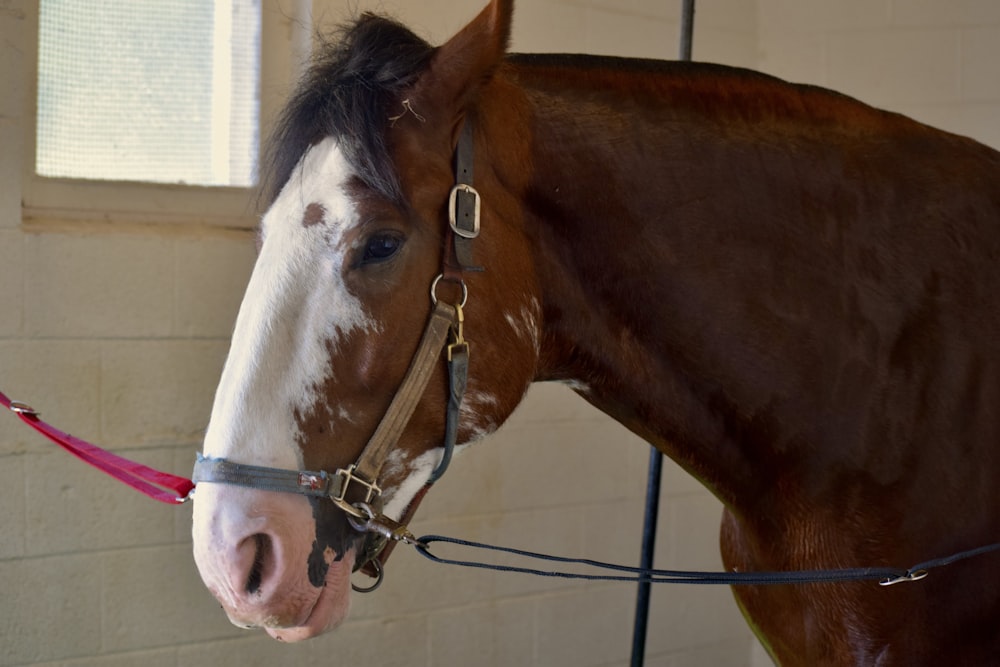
[329,465,382,519]
[448,184,481,239]
[8,401,39,417]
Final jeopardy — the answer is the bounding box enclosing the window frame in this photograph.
[21,0,311,229]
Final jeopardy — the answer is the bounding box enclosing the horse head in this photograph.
[191,0,537,640]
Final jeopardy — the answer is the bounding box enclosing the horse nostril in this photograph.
[246,533,271,595]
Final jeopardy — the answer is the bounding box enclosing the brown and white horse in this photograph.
[191,0,1000,662]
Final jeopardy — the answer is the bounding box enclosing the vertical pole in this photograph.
[679,0,695,61]
[629,449,663,667]
[629,4,695,666]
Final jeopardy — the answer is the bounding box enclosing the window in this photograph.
[24,0,308,228]
[37,0,260,188]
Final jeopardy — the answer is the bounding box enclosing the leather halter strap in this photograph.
[448,118,482,272]
[354,300,459,484]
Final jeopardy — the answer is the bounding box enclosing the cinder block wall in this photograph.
[3,2,998,667]
[757,0,1000,151]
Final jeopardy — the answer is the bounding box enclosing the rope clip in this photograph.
[347,502,427,548]
[879,569,929,586]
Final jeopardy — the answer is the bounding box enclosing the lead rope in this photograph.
[412,534,1000,588]
[0,389,195,504]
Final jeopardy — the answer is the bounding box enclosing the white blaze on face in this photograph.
[202,136,371,469]
[192,137,371,639]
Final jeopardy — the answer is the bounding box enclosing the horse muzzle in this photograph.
[191,482,356,640]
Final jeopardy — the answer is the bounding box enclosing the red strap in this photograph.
[1,390,195,504]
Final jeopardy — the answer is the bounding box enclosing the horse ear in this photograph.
[414,0,513,121]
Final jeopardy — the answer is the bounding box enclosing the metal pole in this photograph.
[679,0,695,61]
[629,448,664,667]
[629,3,694,665]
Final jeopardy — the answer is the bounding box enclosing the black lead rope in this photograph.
[414,534,1000,587]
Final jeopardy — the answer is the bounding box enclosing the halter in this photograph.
[192,118,483,590]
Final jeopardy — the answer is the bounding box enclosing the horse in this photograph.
[190,0,1000,663]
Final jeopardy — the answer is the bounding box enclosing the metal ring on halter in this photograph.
[430,273,468,308]
[331,495,369,521]
[352,558,384,593]
[346,501,377,534]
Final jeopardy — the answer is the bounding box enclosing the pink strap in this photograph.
[1,390,195,504]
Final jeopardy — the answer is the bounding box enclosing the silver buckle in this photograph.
[8,401,39,417]
[448,184,481,238]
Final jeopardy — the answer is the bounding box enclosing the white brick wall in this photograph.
[3,1,997,666]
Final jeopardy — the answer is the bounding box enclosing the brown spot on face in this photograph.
[303,202,326,228]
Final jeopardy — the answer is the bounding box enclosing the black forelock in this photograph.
[259,13,435,207]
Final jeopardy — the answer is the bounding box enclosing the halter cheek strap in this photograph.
[448,118,482,272]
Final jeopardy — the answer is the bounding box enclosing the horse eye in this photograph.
[360,232,404,265]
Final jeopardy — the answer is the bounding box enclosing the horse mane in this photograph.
[259,13,435,207]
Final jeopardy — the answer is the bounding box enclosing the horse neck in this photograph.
[499,59,1000,523]
[506,61,844,508]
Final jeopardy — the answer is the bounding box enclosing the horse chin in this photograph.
[263,547,355,642]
